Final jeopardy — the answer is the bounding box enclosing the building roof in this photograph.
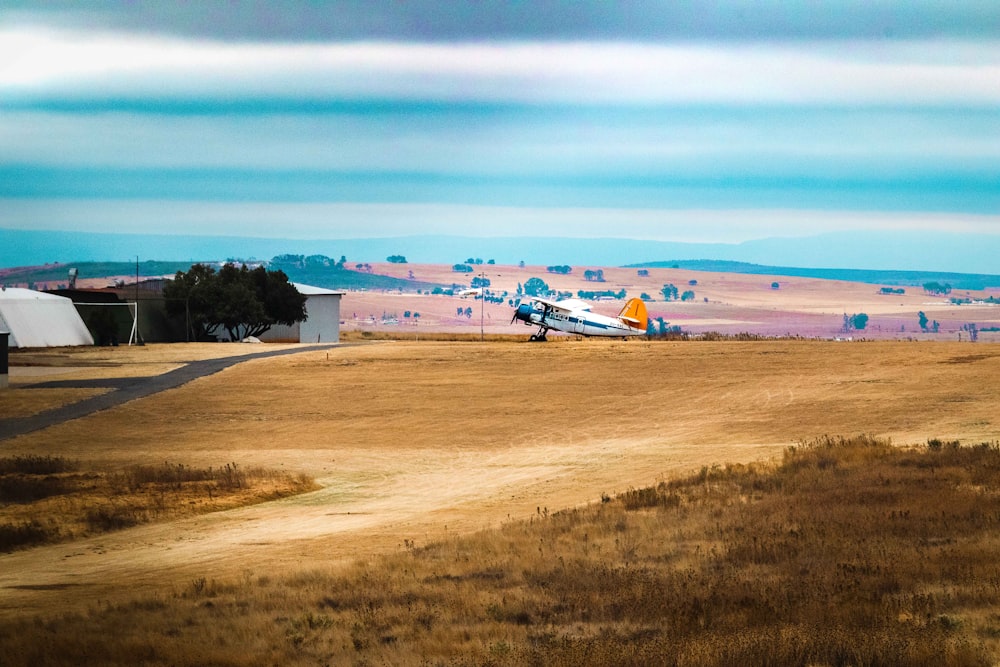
[0,287,95,348]
[292,283,346,296]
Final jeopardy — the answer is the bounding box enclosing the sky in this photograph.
[1,0,999,251]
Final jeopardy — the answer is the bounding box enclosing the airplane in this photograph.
[511,296,648,341]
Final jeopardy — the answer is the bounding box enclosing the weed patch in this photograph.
[0,461,316,552]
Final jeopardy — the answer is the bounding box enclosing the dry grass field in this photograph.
[1,339,999,663]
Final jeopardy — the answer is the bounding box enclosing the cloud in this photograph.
[3,198,999,244]
[3,27,1000,105]
[4,1,1000,42]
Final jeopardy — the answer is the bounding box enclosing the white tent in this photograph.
[0,287,95,348]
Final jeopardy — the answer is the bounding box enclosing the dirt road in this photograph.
[0,345,339,441]
[2,340,997,618]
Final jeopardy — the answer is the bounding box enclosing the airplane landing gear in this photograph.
[529,330,548,342]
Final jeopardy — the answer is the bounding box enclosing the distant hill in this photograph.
[630,260,1000,291]
[3,227,999,278]
[265,256,445,292]
[0,259,447,293]
[0,261,196,287]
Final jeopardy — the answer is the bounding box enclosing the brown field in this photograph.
[343,262,1000,341]
[1,338,999,663]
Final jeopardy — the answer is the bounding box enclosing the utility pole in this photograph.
[479,271,485,342]
[478,271,500,342]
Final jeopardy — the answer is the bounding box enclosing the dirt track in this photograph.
[2,340,998,618]
[0,344,338,440]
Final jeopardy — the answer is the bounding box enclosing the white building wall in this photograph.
[299,293,341,343]
[258,285,343,343]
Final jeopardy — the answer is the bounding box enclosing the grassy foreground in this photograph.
[0,456,316,552]
[3,435,1000,665]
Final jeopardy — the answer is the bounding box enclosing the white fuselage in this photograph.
[513,301,644,337]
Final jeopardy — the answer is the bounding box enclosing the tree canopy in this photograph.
[164,263,307,342]
[842,312,870,332]
[523,277,550,297]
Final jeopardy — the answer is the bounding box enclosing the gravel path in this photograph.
[0,345,339,441]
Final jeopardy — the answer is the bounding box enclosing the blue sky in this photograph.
[1,1,999,248]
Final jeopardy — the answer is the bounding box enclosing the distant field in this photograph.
[633,259,1000,291]
[5,259,999,341]
[346,261,1000,341]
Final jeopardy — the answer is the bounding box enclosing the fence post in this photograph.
[0,331,9,390]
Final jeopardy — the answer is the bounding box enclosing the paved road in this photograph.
[0,345,339,442]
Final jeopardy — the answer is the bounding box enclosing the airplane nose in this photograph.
[512,303,534,324]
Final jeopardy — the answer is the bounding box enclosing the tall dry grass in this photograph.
[0,458,316,552]
[3,435,1000,665]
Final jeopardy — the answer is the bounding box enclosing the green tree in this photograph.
[164,263,306,342]
[842,312,869,332]
[681,290,695,301]
[386,255,407,264]
[523,277,549,297]
[661,284,679,301]
[918,311,929,331]
[163,263,224,340]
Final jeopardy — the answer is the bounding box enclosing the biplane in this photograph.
[511,296,648,341]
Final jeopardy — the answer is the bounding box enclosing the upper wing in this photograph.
[555,298,592,312]
[527,296,592,314]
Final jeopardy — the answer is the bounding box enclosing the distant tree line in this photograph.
[577,289,626,300]
[271,254,348,270]
[547,265,572,274]
[923,281,952,295]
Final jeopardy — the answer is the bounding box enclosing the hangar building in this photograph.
[0,287,95,348]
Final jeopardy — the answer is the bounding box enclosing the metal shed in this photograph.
[259,283,345,344]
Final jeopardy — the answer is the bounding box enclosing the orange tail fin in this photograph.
[617,298,648,331]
